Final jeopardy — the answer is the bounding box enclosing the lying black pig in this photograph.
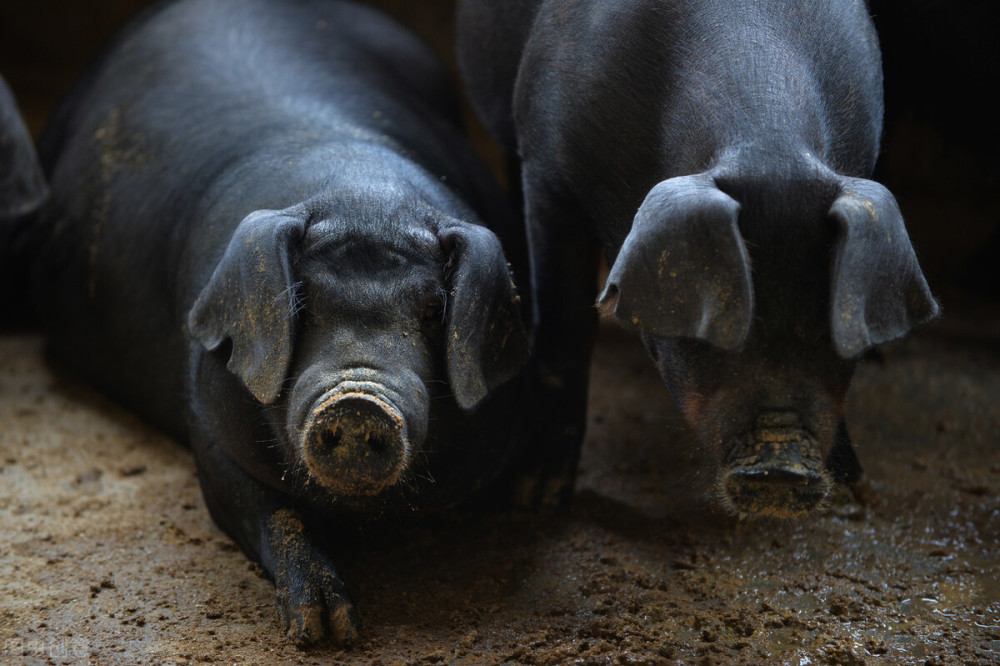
[1,74,48,316]
[30,0,528,645]
[457,0,938,515]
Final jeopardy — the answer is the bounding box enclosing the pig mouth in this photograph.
[300,385,411,497]
[720,412,832,518]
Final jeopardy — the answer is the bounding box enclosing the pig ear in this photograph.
[596,174,753,350]
[188,210,306,404]
[829,178,939,359]
[0,77,48,219]
[439,220,530,411]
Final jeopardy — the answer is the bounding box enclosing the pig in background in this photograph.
[24,0,528,646]
[457,0,939,516]
[0,75,46,220]
[1,73,48,319]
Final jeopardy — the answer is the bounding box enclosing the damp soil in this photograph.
[2,292,999,665]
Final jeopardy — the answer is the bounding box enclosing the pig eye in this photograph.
[420,285,448,328]
[423,296,445,324]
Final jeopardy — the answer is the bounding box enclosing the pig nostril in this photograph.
[320,428,343,450]
[366,433,389,455]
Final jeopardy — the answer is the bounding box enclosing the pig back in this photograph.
[509,0,885,250]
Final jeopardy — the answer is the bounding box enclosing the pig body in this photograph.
[31,0,528,644]
[458,0,937,512]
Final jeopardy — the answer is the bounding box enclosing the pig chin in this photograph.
[293,379,427,497]
[716,411,833,518]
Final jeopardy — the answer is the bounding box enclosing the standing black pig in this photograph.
[29,0,528,645]
[457,0,938,514]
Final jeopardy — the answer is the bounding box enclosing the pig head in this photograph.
[188,199,528,505]
[597,168,938,516]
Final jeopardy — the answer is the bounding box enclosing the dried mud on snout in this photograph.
[2,292,998,664]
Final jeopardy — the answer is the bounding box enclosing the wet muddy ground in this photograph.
[2,291,999,664]
[2,1,999,664]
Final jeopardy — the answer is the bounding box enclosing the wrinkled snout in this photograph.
[721,412,831,518]
[302,387,411,496]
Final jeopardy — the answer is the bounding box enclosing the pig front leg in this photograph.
[504,181,600,507]
[191,431,360,646]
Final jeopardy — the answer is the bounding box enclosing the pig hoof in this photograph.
[275,576,360,647]
[268,510,360,647]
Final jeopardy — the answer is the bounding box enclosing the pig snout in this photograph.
[720,411,832,518]
[298,381,420,496]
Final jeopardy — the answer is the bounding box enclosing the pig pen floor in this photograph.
[1,289,998,665]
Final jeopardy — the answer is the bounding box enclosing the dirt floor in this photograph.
[2,1,999,664]
[2,288,999,665]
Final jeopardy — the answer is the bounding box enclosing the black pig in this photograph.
[29,0,528,645]
[0,75,46,220]
[457,0,938,515]
[1,74,48,316]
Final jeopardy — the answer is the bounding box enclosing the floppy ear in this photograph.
[830,177,939,359]
[596,174,753,350]
[188,209,306,404]
[0,77,47,219]
[439,220,530,411]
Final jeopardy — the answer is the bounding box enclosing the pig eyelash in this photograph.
[442,253,456,281]
[424,286,449,323]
